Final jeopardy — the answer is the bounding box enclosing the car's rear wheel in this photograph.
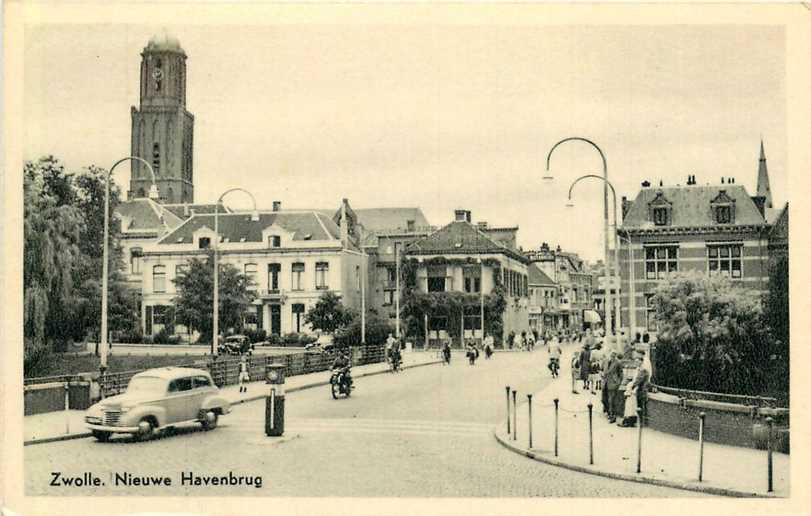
[135,418,155,441]
[201,411,218,430]
[92,430,111,442]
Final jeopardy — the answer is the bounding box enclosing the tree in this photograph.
[24,159,85,356]
[172,253,255,343]
[650,271,775,396]
[763,255,789,401]
[23,157,132,357]
[304,291,354,334]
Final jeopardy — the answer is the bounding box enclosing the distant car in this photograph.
[219,334,253,355]
[84,367,231,442]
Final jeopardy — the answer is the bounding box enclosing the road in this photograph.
[25,349,706,497]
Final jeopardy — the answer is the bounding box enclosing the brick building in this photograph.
[617,143,783,337]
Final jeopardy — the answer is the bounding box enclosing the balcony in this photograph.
[258,288,287,302]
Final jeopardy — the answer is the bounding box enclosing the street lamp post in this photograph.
[100,157,159,377]
[395,242,400,339]
[213,188,260,356]
[617,231,636,340]
[565,174,622,351]
[546,137,616,341]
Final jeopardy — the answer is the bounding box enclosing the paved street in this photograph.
[25,349,705,497]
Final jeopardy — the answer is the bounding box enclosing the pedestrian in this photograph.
[579,343,592,392]
[570,352,581,394]
[516,331,525,351]
[527,331,535,351]
[507,331,516,350]
[601,350,617,415]
[604,352,624,423]
[589,343,604,390]
[632,351,651,425]
[238,355,250,393]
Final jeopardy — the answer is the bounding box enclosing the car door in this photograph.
[193,375,216,413]
[166,376,196,423]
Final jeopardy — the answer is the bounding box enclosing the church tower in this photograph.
[756,139,773,209]
[129,32,194,203]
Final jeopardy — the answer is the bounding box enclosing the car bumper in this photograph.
[85,423,140,433]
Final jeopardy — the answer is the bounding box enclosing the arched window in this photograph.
[152,142,160,175]
[153,265,166,293]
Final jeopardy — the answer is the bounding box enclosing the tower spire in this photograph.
[756,139,772,209]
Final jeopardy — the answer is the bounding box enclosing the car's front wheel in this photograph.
[135,418,155,441]
[201,411,218,430]
[92,430,111,442]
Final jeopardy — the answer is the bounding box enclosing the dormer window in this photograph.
[710,190,736,225]
[648,191,673,227]
[269,235,281,248]
[715,205,731,224]
[653,207,669,226]
[198,237,211,249]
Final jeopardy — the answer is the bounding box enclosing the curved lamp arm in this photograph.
[567,174,617,207]
[110,156,159,199]
[545,137,608,180]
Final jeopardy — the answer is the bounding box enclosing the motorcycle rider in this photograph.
[548,341,562,378]
[331,349,353,391]
[442,340,452,364]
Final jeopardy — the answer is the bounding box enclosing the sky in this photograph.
[24,24,787,262]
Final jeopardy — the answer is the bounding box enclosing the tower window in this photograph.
[152,143,160,175]
[653,207,670,226]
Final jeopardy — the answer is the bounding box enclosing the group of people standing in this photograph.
[505,330,537,351]
[548,328,651,428]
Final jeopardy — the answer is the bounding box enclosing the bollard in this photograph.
[553,398,559,457]
[506,386,511,435]
[766,416,774,492]
[698,412,706,482]
[527,394,533,449]
[636,408,643,473]
[587,401,594,465]
[512,390,518,441]
[265,363,286,436]
[64,382,70,435]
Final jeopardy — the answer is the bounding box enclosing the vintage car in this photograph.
[218,334,254,355]
[85,367,231,442]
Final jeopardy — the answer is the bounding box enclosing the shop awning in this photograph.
[584,310,602,323]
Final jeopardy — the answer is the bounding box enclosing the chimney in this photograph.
[183,204,189,217]
[272,201,282,212]
[721,177,725,184]
[659,180,663,187]
[641,180,651,188]
[621,196,631,219]
[477,221,488,230]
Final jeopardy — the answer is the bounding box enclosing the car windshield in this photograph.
[126,376,167,394]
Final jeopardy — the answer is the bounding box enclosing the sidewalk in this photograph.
[494,345,790,497]
[24,352,441,445]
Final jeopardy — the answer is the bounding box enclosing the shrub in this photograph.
[243,328,268,344]
[152,327,182,345]
[334,313,394,348]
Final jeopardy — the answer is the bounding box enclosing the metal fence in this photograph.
[651,384,779,408]
[24,345,389,397]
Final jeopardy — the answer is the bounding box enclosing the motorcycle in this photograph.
[548,357,560,378]
[466,347,479,365]
[330,368,353,398]
[389,352,402,373]
[442,347,451,365]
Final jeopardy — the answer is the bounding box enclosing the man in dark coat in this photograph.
[632,352,651,425]
[604,352,624,423]
[578,344,592,391]
[601,350,618,414]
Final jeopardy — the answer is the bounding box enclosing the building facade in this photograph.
[527,263,559,335]
[617,145,779,338]
[139,200,367,338]
[403,209,530,347]
[526,243,595,330]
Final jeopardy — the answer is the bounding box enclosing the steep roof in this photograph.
[407,221,528,262]
[756,140,773,209]
[528,263,556,286]
[115,198,184,232]
[621,185,766,229]
[161,203,231,220]
[156,211,340,245]
[353,208,431,232]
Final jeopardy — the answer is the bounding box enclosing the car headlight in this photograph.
[120,406,133,413]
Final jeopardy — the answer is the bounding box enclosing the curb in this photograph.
[492,425,779,498]
[24,358,443,446]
